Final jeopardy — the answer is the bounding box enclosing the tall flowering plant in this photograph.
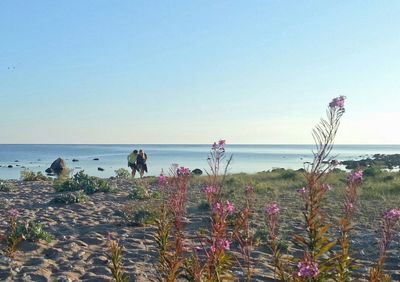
[293,96,346,280]
[336,170,363,281]
[369,209,400,282]
[185,140,236,281]
[5,209,22,256]
[232,185,255,281]
[154,166,191,281]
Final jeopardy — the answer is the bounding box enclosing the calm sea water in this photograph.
[0,144,399,180]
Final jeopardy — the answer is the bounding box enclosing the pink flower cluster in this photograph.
[349,170,363,184]
[177,167,190,176]
[204,185,218,196]
[322,183,332,191]
[212,139,226,150]
[158,175,168,187]
[297,187,306,194]
[8,208,20,218]
[329,95,346,109]
[213,201,235,215]
[265,203,280,216]
[216,239,230,251]
[383,209,400,220]
[297,259,319,278]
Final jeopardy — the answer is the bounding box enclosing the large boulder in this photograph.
[46,158,67,174]
[191,168,203,176]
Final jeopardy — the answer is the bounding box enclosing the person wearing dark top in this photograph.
[136,149,148,178]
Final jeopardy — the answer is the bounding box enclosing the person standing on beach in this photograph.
[136,149,148,178]
[127,149,139,178]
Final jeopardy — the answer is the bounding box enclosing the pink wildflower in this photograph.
[265,203,280,216]
[177,167,190,176]
[217,239,230,250]
[8,208,20,218]
[349,170,363,184]
[322,183,332,191]
[297,187,306,194]
[297,259,319,278]
[204,185,217,195]
[383,209,400,220]
[213,202,222,213]
[329,95,346,109]
[218,139,226,147]
[210,245,216,253]
[158,175,168,187]
[225,201,235,214]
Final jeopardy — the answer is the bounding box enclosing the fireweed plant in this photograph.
[154,166,191,281]
[5,209,21,256]
[232,185,255,281]
[336,170,363,281]
[369,209,400,282]
[265,97,400,281]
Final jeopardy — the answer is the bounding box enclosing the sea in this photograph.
[0,144,399,180]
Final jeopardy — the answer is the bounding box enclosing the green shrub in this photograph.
[254,227,269,246]
[16,220,53,243]
[132,209,158,225]
[50,191,88,204]
[21,170,50,181]
[54,170,113,195]
[0,181,15,192]
[114,168,131,179]
[364,166,382,177]
[97,179,116,193]
[279,169,297,180]
[117,207,158,226]
[198,200,210,211]
[129,185,150,200]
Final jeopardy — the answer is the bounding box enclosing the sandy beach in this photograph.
[0,170,399,281]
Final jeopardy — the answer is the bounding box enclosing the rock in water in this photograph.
[98,167,104,171]
[46,158,67,174]
[93,158,99,161]
[72,159,79,162]
[192,168,203,175]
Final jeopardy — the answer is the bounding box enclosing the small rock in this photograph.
[0,255,12,264]
[57,276,72,282]
[72,159,79,162]
[93,158,99,161]
[97,167,104,171]
[7,165,13,168]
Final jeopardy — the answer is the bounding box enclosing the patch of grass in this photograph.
[114,168,131,179]
[117,206,159,226]
[50,191,88,204]
[129,185,151,200]
[197,200,210,211]
[0,181,15,192]
[21,170,50,181]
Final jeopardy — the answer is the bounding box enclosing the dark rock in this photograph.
[191,168,203,175]
[72,159,79,162]
[46,158,67,174]
[93,158,99,161]
[43,248,62,260]
[7,165,13,168]
[14,160,19,162]
[98,167,104,171]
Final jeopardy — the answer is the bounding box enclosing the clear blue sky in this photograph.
[1,1,399,144]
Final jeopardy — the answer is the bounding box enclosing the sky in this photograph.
[1,1,399,144]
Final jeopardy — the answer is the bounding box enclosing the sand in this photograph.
[0,179,399,281]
